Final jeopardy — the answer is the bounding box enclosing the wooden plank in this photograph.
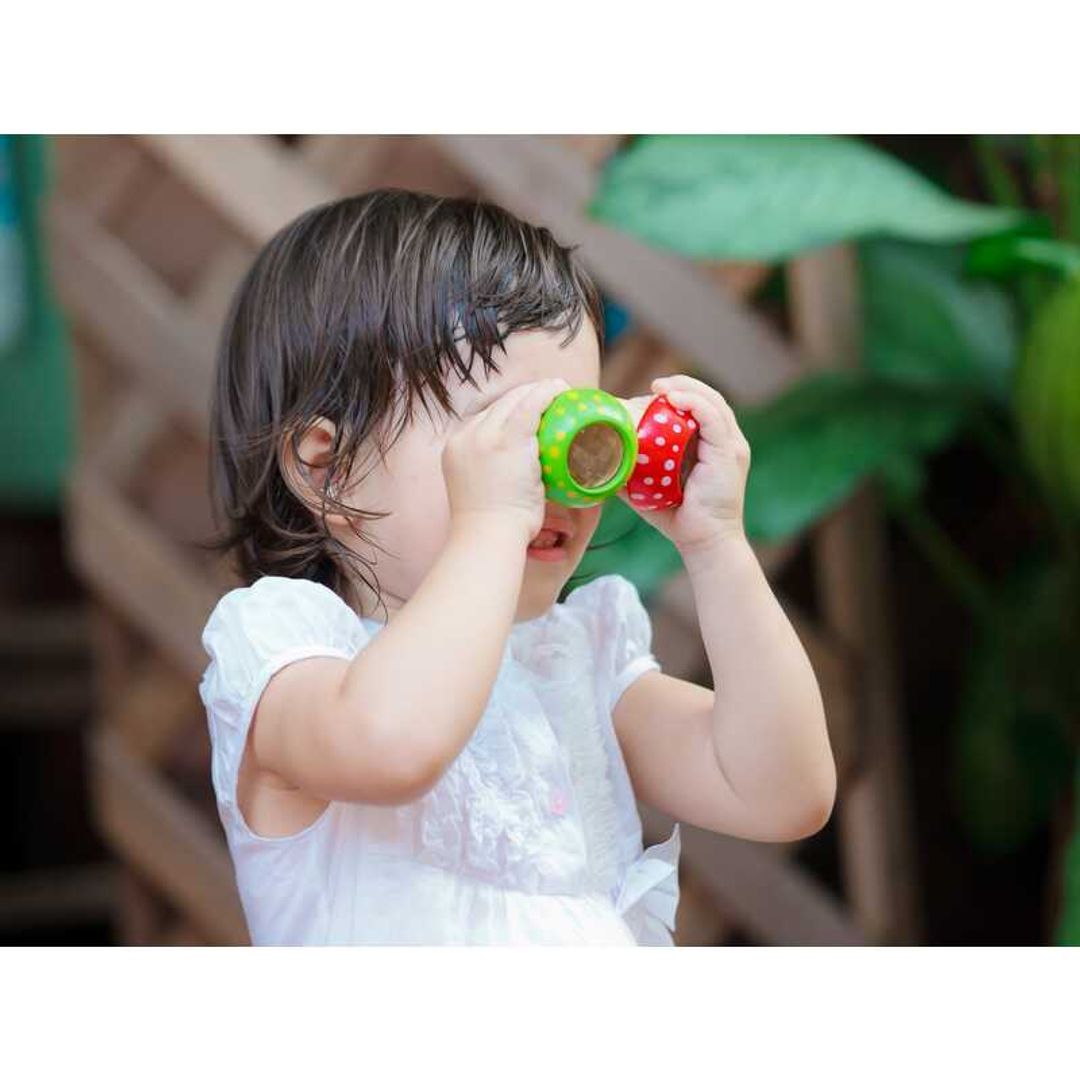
[788,245,922,944]
[69,331,123,461]
[701,260,773,302]
[160,918,210,946]
[89,384,169,491]
[104,654,199,766]
[549,134,625,167]
[88,601,142,713]
[65,463,218,677]
[109,169,232,295]
[0,864,117,931]
[48,199,214,435]
[640,803,863,945]
[675,864,734,946]
[131,425,217,552]
[600,329,669,398]
[787,247,861,372]
[53,136,152,224]
[301,135,392,190]
[117,869,166,945]
[0,606,89,658]
[649,602,709,682]
[89,726,248,945]
[0,676,91,728]
[435,135,802,404]
[138,135,336,248]
[187,243,253,335]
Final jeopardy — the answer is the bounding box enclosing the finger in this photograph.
[653,384,734,441]
[650,374,715,399]
[475,378,570,432]
[651,375,737,430]
[503,378,573,434]
[652,374,732,409]
[468,381,545,428]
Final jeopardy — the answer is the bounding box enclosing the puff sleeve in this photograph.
[565,573,662,716]
[198,575,369,812]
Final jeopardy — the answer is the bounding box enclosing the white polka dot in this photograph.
[675,409,686,416]
[664,459,675,471]
[688,419,697,429]
[644,477,654,485]
[655,436,666,447]
[673,424,682,433]
[653,493,663,499]
[637,453,650,465]
[661,476,672,486]
[655,412,669,424]
[672,445,679,452]
[631,493,645,500]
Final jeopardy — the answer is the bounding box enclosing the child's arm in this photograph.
[612,375,836,842]
[247,379,568,807]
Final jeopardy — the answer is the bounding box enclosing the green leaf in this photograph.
[877,453,927,506]
[954,558,1076,855]
[588,135,1025,262]
[737,371,966,542]
[968,236,1080,281]
[956,650,1073,855]
[862,239,1019,402]
[1015,272,1080,519]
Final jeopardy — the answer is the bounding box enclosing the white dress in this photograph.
[198,572,681,945]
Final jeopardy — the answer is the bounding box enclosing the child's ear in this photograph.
[279,416,350,528]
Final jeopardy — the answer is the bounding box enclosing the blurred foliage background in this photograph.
[572,134,1080,943]
[0,136,72,508]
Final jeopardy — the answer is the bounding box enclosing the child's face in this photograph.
[334,324,604,623]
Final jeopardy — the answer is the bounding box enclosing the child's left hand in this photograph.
[617,375,751,556]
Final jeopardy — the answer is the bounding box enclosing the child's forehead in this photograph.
[450,327,601,408]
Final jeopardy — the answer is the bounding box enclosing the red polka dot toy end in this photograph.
[624,394,699,510]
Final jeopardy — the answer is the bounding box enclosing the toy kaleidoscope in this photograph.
[624,393,699,511]
[537,388,638,507]
[538,389,698,509]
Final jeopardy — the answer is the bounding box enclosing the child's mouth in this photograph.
[527,528,568,560]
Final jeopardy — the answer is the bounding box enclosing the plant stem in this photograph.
[974,135,1024,208]
[1058,136,1080,244]
[888,495,1000,629]
[1029,134,1061,232]
[967,408,1050,523]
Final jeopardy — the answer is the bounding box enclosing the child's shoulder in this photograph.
[560,573,661,716]
[200,575,365,698]
[205,574,349,626]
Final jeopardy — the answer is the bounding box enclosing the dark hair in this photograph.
[201,188,605,617]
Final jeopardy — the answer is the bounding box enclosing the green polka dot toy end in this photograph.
[537,388,638,507]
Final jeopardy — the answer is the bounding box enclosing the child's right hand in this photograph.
[443,377,571,544]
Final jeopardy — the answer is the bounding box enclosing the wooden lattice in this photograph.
[50,134,919,945]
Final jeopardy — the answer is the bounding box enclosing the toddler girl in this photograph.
[198,189,836,945]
